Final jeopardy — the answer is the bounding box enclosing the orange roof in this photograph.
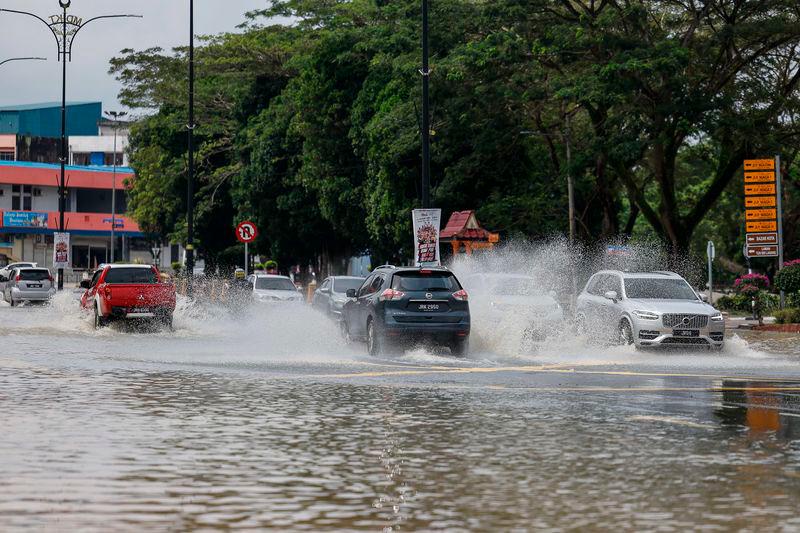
[440,210,493,241]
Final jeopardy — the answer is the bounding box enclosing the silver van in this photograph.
[2,267,55,306]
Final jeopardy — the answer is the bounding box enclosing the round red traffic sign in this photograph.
[236,221,258,243]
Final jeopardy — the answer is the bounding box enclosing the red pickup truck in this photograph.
[80,264,176,329]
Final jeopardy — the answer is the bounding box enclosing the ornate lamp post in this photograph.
[0,1,140,289]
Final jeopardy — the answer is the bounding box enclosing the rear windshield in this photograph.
[333,278,363,293]
[19,269,50,281]
[256,277,296,291]
[392,271,460,292]
[104,268,158,284]
[624,278,698,300]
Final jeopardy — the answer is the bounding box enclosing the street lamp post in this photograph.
[0,1,140,290]
[0,57,46,68]
[186,0,196,295]
[104,111,127,263]
[420,0,431,209]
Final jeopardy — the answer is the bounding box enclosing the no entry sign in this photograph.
[236,221,258,243]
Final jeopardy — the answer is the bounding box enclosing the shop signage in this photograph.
[2,211,49,228]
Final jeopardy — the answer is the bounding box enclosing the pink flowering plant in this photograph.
[775,260,800,295]
[733,273,770,291]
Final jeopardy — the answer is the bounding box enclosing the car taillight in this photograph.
[103,286,112,299]
[379,288,405,301]
[48,275,54,282]
[15,275,20,282]
[452,289,468,301]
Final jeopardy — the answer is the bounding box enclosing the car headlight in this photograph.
[632,310,659,320]
[710,312,724,322]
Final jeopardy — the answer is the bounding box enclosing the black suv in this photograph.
[341,266,471,356]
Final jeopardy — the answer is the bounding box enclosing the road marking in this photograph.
[627,415,715,429]
[314,364,800,383]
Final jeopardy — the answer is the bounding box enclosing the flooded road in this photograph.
[2,295,800,531]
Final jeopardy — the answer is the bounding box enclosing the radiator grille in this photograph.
[662,314,708,328]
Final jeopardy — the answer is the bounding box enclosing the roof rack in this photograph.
[373,264,397,271]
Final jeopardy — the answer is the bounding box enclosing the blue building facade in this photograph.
[0,102,102,137]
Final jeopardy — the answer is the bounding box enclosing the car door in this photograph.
[346,275,374,336]
[81,269,103,310]
[314,278,331,311]
[578,274,606,331]
[3,269,16,301]
[593,274,623,339]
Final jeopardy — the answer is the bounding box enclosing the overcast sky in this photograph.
[0,0,271,113]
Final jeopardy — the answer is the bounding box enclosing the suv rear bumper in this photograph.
[382,314,470,339]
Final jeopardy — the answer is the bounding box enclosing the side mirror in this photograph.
[604,290,618,302]
[700,293,709,302]
[0,275,6,283]
[346,289,357,298]
[79,279,92,289]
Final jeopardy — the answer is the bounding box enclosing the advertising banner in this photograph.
[412,208,441,267]
[53,232,70,269]
[3,211,48,228]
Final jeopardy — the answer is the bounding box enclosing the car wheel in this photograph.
[367,319,383,356]
[450,337,469,357]
[9,298,16,308]
[94,305,107,329]
[618,319,634,346]
[161,313,174,331]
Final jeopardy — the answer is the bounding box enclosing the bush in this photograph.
[264,260,278,271]
[775,261,800,293]
[716,292,780,314]
[171,261,182,274]
[774,308,800,324]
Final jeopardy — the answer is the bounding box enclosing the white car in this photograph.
[575,270,725,349]
[248,274,304,303]
[463,273,564,341]
[0,262,37,290]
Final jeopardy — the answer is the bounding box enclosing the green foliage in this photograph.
[775,264,800,294]
[774,308,800,324]
[171,261,182,274]
[111,1,800,268]
[717,292,780,314]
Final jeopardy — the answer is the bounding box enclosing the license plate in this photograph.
[673,329,699,337]
[416,303,441,312]
[136,308,151,313]
[29,284,42,288]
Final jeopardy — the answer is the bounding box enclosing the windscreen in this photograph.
[333,278,363,293]
[488,277,538,296]
[104,268,158,284]
[19,269,50,281]
[392,271,460,292]
[624,278,698,300]
[256,277,296,291]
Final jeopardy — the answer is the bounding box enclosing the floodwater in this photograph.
[2,293,800,531]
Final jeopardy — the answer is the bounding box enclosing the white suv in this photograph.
[576,270,725,349]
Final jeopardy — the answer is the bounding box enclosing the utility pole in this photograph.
[0,1,140,290]
[104,111,127,263]
[420,0,431,208]
[186,0,196,294]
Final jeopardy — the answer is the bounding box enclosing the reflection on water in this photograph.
[2,363,800,531]
[716,380,800,439]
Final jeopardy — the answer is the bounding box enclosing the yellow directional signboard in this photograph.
[745,196,777,208]
[746,220,777,232]
[742,156,782,263]
[744,183,776,195]
[744,172,776,183]
[746,208,777,221]
[744,159,775,171]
